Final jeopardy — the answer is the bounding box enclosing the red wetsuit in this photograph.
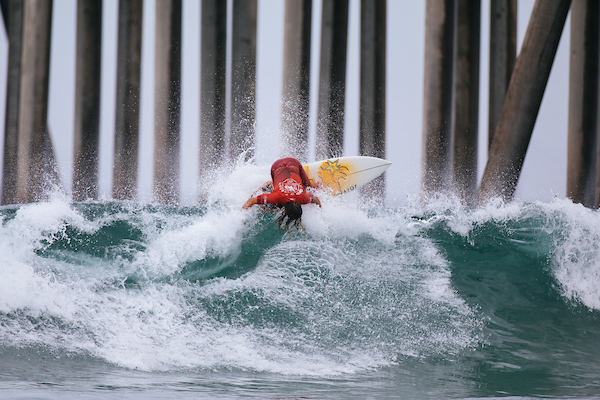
[256,158,315,205]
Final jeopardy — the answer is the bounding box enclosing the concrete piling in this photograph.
[199,0,227,198]
[566,0,599,208]
[315,0,349,160]
[2,0,23,205]
[280,0,312,162]
[488,0,516,149]
[451,0,480,207]
[421,0,455,199]
[72,0,103,202]
[16,0,59,203]
[229,0,257,164]
[112,0,143,201]
[153,0,181,205]
[359,0,386,200]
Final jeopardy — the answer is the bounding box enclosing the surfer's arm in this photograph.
[242,197,259,209]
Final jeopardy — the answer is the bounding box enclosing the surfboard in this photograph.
[253,156,391,197]
[305,156,391,195]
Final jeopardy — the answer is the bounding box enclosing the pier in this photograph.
[0,0,594,207]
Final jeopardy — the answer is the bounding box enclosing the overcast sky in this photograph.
[0,0,571,205]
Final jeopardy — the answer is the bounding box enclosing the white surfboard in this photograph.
[253,156,391,197]
[303,156,391,195]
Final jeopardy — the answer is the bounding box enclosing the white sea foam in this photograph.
[134,209,248,278]
[0,198,98,313]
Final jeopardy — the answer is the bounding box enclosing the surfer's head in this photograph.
[277,201,304,232]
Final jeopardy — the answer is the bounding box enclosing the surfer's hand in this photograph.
[242,197,258,209]
[314,196,321,207]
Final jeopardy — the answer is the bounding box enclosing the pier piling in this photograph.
[112,0,143,201]
[17,0,58,203]
[488,0,516,149]
[153,0,181,205]
[2,0,23,205]
[73,0,103,202]
[199,0,227,198]
[359,0,386,200]
[566,0,599,208]
[280,0,312,162]
[315,0,349,160]
[421,0,455,199]
[229,0,257,164]
[451,0,480,207]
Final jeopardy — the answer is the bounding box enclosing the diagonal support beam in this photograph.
[478,0,571,204]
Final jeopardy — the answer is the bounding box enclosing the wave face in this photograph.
[1,191,600,398]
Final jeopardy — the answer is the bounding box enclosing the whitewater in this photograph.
[1,164,600,399]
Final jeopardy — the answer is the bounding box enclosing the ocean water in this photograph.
[1,167,600,399]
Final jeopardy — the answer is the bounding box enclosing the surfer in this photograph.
[242,157,321,231]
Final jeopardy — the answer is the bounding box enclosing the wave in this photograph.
[1,184,599,379]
